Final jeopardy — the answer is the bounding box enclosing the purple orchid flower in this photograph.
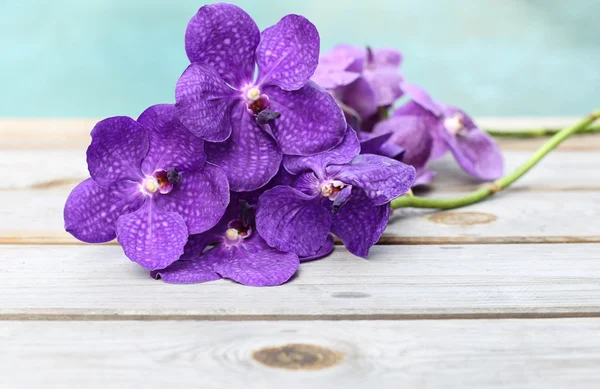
[64,104,230,270]
[151,198,334,286]
[256,127,415,258]
[373,100,438,186]
[312,45,404,124]
[359,132,405,161]
[175,3,346,192]
[406,83,504,180]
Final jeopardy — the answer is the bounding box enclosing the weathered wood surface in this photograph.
[2,117,600,388]
[1,319,599,389]
[1,244,599,319]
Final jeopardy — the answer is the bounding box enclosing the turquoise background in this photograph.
[1,0,598,117]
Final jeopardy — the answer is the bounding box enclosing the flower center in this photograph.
[225,228,240,240]
[246,87,261,101]
[444,114,467,136]
[320,180,346,200]
[246,92,271,115]
[142,168,181,195]
[224,219,253,244]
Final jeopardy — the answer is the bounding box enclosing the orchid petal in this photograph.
[116,201,188,270]
[185,3,259,87]
[331,188,390,258]
[64,178,144,244]
[86,117,148,187]
[265,81,346,155]
[175,63,237,142]
[205,105,282,191]
[257,15,320,91]
[256,186,331,257]
[138,104,206,175]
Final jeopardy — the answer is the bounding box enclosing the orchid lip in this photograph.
[320,179,346,200]
[140,168,180,196]
[224,219,253,245]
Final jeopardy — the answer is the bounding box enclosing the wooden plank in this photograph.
[383,190,600,245]
[2,188,598,245]
[1,244,599,319]
[1,319,600,388]
[2,118,600,151]
[426,152,600,192]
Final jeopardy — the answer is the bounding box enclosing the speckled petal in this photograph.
[185,3,259,88]
[264,81,346,156]
[339,77,378,119]
[256,186,331,257]
[256,14,320,91]
[155,163,229,235]
[331,188,390,258]
[86,116,148,188]
[327,154,415,206]
[175,63,237,142]
[401,82,443,117]
[299,234,335,263]
[283,125,359,176]
[151,244,225,284]
[214,235,300,286]
[206,104,281,192]
[138,104,206,175]
[116,201,188,270]
[178,233,218,261]
[64,178,144,244]
[373,110,435,172]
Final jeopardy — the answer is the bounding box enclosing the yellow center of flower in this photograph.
[225,228,240,240]
[246,87,261,101]
[145,178,159,193]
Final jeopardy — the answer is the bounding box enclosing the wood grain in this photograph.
[1,319,599,388]
[1,244,599,319]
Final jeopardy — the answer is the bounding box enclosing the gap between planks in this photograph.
[2,311,600,322]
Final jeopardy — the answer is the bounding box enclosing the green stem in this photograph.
[485,124,600,138]
[391,110,600,210]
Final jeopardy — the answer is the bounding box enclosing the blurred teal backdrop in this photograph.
[1,0,598,117]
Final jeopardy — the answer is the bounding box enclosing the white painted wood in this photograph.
[385,190,600,243]
[475,116,582,130]
[1,244,599,318]
[426,151,600,191]
[1,319,599,389]
[2,188,598,245]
